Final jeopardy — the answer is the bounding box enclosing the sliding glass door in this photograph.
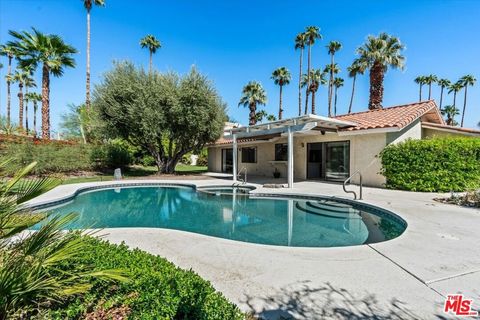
[306,141,350,182]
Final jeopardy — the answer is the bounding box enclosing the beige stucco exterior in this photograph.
[207,118,477,188]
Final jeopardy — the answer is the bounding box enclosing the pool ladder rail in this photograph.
[235,167,247,184]
[343,170,363,200]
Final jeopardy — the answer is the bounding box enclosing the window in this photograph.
[275,144,288,161]
[241,147,256,163]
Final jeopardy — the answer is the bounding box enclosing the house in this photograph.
[207,100,480,188]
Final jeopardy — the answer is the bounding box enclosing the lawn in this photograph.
[61,164,207,185]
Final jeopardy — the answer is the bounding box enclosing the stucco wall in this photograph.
[208,132,388,187]
[422,128,466,138]
[386,119,422,144]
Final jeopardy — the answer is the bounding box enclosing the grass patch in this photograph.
[175,164,208,174]
[44,236,244,319]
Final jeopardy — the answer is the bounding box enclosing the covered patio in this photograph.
[228,115,356,188]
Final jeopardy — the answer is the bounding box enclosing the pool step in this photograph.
[295,202,361,220]
[306,201,356,214]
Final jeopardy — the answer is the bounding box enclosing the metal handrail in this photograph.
[237,167,247,184]
[343,170,363,200]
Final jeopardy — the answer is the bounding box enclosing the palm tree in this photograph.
[23,73,36,134]
[301,69,326,115]
[0,44,15,126]
[326,41,342,117]
[303,26,322,114]
[140,35,161,73]
[459,75,476,127]
[424,74,438,100]
[441,105,459,126]
[294,33,307,116]
[12,70,29,130]
[83,0,105,111]
[8,28,77,139]
[333,77,344,116]
[238,81,267,125]
[448,81,463,109]
[271,67,291,120]
[356,33,405,110]
[27,92,41,136]
[414,76,426,101]
[347,59,366,113]
[437,78,451,109]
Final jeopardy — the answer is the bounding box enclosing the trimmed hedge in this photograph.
[45,236,244,319]
[381,137,480,192]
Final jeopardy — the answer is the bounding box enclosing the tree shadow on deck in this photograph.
[242,281,443,320]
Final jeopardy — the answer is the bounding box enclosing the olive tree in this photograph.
[93,62,226,173]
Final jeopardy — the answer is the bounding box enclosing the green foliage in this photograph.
[45,237,244,319]
[381,137,480,192]
[93,62,226,173]
[141,155,156,167]
[0,162,126,319]
[90,140,133,169]
[1,142,93,175]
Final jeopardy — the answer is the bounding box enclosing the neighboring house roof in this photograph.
[422,122,480,136]
[335,100,444,131]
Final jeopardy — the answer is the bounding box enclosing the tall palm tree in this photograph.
[8,28,77,139]
[326,41,342,117]
[23,73,36,133]
[301,69,326,115]
[441,105,459,126]
[347,59,366,113]
[356,33,405,110]
[238,81,267,125]
[271,67,291,120]
[414,76,426,101]
[437,78,451,109]
[83,0,105,111]
[27,92,41,136]
[448,81,463,109]
[294,33,307,116]
[333,77,344,116]
[424,74,438,100]
[303,26,322,114]
[140,35,161,73]
[459,75,476,127]
[12,70,28,130]
[0,44,15,126]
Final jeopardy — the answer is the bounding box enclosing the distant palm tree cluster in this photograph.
[239,28,405,125]
[0,1,163,140]
[414,74,476,127]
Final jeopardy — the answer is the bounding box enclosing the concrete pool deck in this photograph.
[27,178,480,319]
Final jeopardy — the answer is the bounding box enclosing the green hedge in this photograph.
[381,137,480,192]
[45,236,244,319]
[0,140,134,175]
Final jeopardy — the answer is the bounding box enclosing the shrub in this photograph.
[0,141,93,175]
[141,155,156,167]
[381,137,480,192]
[90,141,133,169]
[46,237,244,320]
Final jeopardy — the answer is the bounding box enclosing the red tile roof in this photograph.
[335,100,443,131]
[210,101,447,146]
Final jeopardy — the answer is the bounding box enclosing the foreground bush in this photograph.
[46,237,244,320]
[90,140,133,169]
[0,162,125,319]
[381,137,480,192]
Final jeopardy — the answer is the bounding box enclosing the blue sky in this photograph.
[1,0,479,133]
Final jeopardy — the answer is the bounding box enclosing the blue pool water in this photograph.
[39,186,406,247]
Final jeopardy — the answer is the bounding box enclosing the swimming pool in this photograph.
[36,185,406,247]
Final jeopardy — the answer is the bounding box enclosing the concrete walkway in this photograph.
[27,178,480,319]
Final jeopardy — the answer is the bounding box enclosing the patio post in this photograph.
[287,127,294,188]
[232,134,238,182]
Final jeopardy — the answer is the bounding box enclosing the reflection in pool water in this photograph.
[39,186,406,247]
